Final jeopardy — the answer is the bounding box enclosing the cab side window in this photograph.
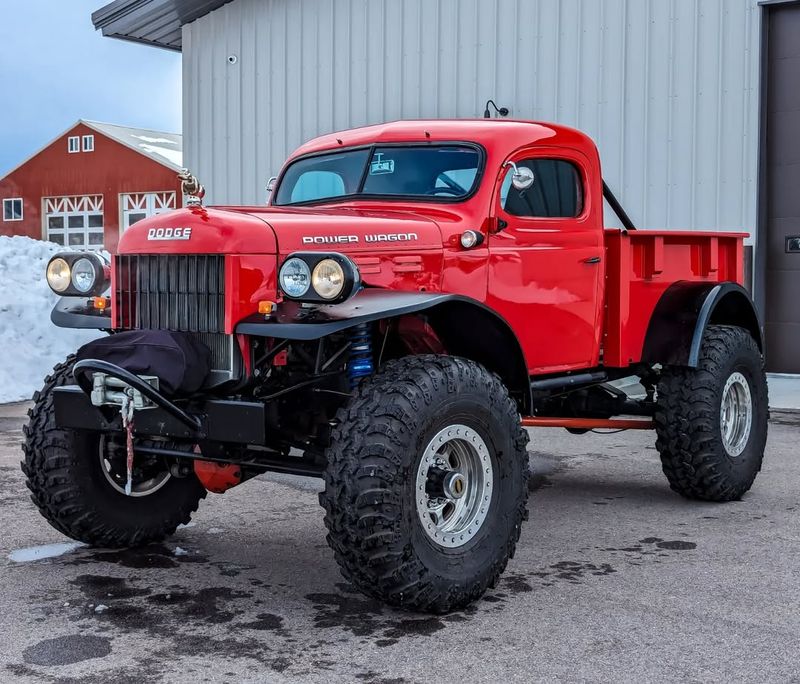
[500,159,584,218]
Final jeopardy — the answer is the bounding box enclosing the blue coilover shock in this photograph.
[348,322,374,388]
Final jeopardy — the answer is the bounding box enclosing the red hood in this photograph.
[234,205,442,257]
[116,205,443,257]
[117,206,278,254]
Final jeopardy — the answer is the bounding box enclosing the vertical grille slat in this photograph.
[115,254,225,334]
[126,257,134,327]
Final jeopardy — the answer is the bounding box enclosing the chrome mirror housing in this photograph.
[266,176,278,204]
[504,161,535,191]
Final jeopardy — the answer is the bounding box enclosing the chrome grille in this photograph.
[115,255,240,382]
[115,254,225,333]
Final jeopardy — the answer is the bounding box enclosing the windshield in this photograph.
[274,145,483,205]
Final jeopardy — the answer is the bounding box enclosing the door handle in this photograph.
[583,256,602,264]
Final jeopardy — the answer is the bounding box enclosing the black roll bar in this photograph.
[602,181,637,233]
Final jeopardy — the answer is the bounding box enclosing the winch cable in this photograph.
[72,359,202,432]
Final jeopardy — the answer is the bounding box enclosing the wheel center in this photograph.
[443,471,467,499]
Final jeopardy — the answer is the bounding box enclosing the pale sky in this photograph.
[0,0,182,176]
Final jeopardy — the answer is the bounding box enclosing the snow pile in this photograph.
[0,236,103,403]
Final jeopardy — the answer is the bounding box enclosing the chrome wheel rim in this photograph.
[720,371,753,458]
[415,424,494,548]
[99,437,171,497]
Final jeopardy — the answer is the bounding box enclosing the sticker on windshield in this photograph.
[370,153,395,175]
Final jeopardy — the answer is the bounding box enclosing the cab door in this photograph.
[486,147,604,374]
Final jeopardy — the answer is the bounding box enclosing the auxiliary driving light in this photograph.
[278,252,359,303]
[311,258,346,300]
[46,257,71,293]
[279,257,311,298]
[71,257,99,294]
[45,252,109,297]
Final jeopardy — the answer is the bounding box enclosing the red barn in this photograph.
[0,120,183,252]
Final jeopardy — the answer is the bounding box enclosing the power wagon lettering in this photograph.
[301,233,418,244]
[365,233,418,242]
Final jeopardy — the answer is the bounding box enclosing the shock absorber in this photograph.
[348,322,374,388]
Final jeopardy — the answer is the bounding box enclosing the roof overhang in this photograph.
[92,0,233,51]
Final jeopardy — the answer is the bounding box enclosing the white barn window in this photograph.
[68,136,80,153]
[82,135,94,152]
[44,195,104,248]
[2,198,23,221]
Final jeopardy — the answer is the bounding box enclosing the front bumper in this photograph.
[53,385,266,445]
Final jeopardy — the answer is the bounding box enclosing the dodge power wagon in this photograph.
[24,119,767,613]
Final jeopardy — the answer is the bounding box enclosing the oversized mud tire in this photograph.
[654,325,768,501]
[321,355,530,613]
[21,355,207,547]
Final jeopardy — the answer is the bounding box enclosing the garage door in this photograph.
[121,191,177,231]
[44,195,104,249]
[764,4,800,373]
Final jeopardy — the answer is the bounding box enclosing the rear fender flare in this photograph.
[641,281,762,367]
[236,289,531,412]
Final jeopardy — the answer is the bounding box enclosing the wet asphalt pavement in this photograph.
[1,401,799,683]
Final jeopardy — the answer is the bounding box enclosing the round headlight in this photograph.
[311,259,346,300]
[71,257,98,294]
[46,257,71,293]
[279,257,311,298]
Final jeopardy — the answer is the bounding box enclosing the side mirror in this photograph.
[504,162,535,191]
[265,176,277,204]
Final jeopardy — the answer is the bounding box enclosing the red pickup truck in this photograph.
[25,119,766,613]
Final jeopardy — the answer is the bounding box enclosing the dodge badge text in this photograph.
[147,227,193,240]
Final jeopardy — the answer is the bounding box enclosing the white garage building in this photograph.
[92,0,800,373]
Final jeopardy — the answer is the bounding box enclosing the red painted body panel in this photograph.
[224,255,278,334]
[484,143,605,373]
[113,119,747,373]
[602,229,745,367]
[0,122,182,252]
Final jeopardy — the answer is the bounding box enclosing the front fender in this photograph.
[641,281,762,367]
[235,289,463,340]
[236,288,532,412]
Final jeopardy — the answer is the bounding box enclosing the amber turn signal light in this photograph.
[91,296,109,311]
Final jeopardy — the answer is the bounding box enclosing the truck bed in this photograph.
[603,228,746,367]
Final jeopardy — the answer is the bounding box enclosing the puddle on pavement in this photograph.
[8,541,86,563]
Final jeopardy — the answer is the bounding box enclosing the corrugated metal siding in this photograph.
[183,0,761,237]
